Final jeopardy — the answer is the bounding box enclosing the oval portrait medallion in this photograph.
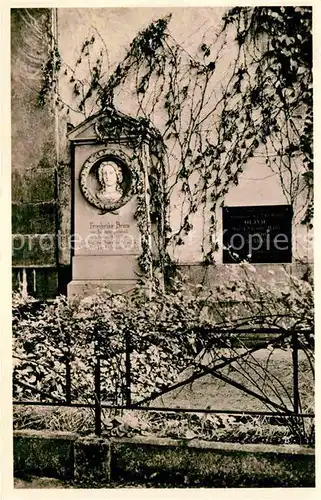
[79,149,133,211]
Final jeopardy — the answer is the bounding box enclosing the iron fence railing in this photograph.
[13,328,314,436]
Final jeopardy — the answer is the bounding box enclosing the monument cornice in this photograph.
[67,107,161,146]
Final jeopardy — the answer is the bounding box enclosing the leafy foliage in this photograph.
[13,264,314,442]
[13,405,314,446]
[25,9,315,445]
[40,7,312,275]
[222,7,313,227]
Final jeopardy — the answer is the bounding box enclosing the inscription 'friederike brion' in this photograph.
[83,220,141,253]
[90,221,130,231]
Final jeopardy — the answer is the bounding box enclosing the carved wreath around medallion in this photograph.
[79,149,133,211]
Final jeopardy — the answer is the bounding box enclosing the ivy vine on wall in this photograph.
[39,7,313,281]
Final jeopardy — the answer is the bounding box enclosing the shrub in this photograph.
[12,264,314,443]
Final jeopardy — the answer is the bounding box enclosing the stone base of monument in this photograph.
[72,255,140,280]
[67,279,138,297]
[67,253,140,296]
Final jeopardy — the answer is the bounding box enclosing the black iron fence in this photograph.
[13,328,314,436]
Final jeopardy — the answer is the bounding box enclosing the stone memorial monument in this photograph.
[67,108,159,296]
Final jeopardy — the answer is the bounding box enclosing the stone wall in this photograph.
[13,430,315,487]
[11,8,70,298]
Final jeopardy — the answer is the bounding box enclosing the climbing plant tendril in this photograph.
[40,7,313,282]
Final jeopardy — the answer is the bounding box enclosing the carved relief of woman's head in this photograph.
[80,149,133,211]
[98,162,123,191]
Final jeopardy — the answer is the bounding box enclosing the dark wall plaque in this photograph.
[222,205,293,264]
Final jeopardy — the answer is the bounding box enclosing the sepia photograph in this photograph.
[10,5,314,489]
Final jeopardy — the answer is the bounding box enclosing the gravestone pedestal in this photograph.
[67,110,153,296]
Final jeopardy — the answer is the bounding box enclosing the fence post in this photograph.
[65,358,71,404]
[65,332,72,404]
[292,331,300,414]
[125,331,132,407]
[94,357,102,436]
